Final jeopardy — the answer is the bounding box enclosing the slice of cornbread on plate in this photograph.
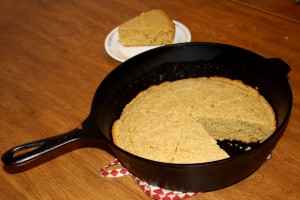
[118,9,175,46]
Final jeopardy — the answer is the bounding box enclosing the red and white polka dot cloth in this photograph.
[100,159,200,199]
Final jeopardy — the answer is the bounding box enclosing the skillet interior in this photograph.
[94,42,291,146]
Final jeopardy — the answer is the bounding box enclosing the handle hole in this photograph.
[12,141,45,158]
[14,146,40,158]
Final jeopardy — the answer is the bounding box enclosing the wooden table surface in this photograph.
[1,0,299,199]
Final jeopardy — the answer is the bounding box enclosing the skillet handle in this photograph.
[1,115,103,166]
[268,58,291,76]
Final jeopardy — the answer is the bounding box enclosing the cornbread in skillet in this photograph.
[118,9,175,46]
[112,77,276,164]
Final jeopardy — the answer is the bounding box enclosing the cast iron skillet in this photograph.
[2,42,293,192]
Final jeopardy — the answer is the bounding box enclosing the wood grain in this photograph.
[1,0,299,199]
[231,0,300,22]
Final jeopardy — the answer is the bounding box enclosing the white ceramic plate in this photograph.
[104,20,191,62]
